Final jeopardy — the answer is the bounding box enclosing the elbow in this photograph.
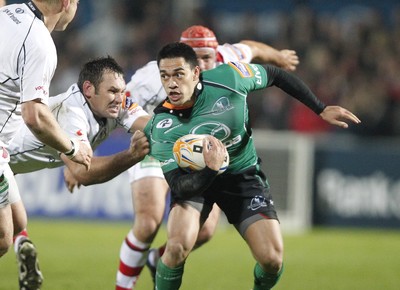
[21,102,41,131]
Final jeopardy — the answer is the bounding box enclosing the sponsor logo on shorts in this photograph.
[247,195,273,211]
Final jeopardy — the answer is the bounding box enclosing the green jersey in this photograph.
[144,62,268,174]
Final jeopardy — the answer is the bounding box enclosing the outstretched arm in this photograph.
[61,130,149,186]
[240,40,299,71]
[22,100,92,170]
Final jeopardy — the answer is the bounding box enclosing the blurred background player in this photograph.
[115,25,300,290]
[9,56,150,290]
[0,0,92,288]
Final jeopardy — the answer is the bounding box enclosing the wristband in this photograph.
[64,139,80,160]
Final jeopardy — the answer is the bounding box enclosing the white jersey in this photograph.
[215,43,253,66]
[125,42,252,182]
[8,84,147,173]
[0,2,57,148]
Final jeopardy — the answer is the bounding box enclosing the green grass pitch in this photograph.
[1,219,400,290]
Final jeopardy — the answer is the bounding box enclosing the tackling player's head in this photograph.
[78,56,126,119]
[180,25,219,71]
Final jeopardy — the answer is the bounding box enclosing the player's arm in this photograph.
[263,65,361,127]
[240,40,299,71]
[61,129,149,186]
[21,100,92,169]
[164,136,226,198]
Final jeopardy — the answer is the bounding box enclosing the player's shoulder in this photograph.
[217,42,252,63]
[49,84,83,107]
[128,60,159,86]
[203,62,255,80]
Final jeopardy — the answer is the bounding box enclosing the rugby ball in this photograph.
[173,134,229,175]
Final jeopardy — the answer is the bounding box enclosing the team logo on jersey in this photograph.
[212,97,234,115]
[191,122,231,142]
[156,118,173,129]
[247,195,272,211]
[229,62,253,78]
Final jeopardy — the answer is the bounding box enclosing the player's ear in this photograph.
[193,66,201,80]
[82,80,95,99]
[61,0,71,11]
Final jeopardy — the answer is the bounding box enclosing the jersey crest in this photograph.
[228,62,253,78]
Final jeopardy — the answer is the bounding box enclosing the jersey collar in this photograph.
[26,1,44,21]
[153,79,204,119]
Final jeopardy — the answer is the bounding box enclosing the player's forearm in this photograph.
[240,40,281,65]
[21,101,73,154]
[62,150,142,185]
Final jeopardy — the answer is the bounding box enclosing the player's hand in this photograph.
[63,167,81,193]
[320,105,361,129]
[203,135,227,171]
[70,141,92,170]
[129,130,150,162]
[279,49,299,71]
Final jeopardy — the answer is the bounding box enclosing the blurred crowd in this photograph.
[46,0,400,136]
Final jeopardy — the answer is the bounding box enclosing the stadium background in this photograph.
[2,1,400,289]
[6,0,399,229]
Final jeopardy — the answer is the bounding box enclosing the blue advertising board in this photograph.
[313,140,400,228]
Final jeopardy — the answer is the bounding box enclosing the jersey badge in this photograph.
[156,118,173,129]
[229,62,253,78]
[212,97,234,115]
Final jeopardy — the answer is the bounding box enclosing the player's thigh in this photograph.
[243,219,283,265]
[167,203,201,247]
[131,176,168,217]
[197,204,221,244]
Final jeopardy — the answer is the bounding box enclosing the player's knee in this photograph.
[133,216,161,242]
[165,241,189,265]
[259,250,283,274]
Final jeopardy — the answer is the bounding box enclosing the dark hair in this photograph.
[157,42,199,68]
[77,56,124,93]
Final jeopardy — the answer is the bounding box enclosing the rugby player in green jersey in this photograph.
[144,42,361,290]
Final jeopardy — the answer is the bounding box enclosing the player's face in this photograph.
[159,57,200,107]
[86,71,126,119]
[54,0,79,31]
[194,48,217,71]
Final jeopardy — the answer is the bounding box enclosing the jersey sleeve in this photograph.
[119,94,148,132]
[206,62,268,95]
[19,27,56,105]
[218,43,253,63]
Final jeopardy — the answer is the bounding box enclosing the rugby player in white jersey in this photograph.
[8,56,150,290]
[0,0,92,288]
[111,25,300,290]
